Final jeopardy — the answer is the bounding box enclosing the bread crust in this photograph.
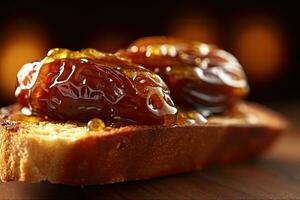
[0,102,287,185]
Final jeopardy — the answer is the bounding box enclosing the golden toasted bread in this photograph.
[0,102,287,185]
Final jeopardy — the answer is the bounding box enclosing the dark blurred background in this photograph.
[0,1,299,106]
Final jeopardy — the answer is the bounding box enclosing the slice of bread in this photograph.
[0,102,287,185]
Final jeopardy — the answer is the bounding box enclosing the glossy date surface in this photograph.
[15,48,178,125]
[117,37,249,115]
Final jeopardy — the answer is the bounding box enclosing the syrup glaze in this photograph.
[14,37,250,127]
[117,37,249,115]
[15,48,178,126]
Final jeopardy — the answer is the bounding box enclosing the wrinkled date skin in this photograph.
[117,37,249,114]
[15,48,178,125]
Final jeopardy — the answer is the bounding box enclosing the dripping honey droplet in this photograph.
[88,118,105,132]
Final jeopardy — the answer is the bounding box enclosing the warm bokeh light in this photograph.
[86,33,130,53]
[233,17,286,84]
[0,22,49,100]
[167,14,218,44]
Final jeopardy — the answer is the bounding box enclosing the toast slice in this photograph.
[0,102,287,185]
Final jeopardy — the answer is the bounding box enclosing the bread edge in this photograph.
[0,103,288,185]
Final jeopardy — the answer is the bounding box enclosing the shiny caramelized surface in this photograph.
[117,37,249,115]
[15,48,178,125]
[14,37,251,126]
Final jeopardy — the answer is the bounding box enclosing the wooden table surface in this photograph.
[1,103,300,200]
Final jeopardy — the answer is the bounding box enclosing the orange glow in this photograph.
[233,19,285,84]
[167,15,218,44]
[0,23,48,99]
[86,33,129,53]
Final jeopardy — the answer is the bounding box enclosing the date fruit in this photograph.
[15,48,178,125]
[117,37,249,115]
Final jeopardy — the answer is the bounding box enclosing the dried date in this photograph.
[15,48,178,125]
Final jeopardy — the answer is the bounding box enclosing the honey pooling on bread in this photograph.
[15,48,178,125]
[117,37,249,115]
